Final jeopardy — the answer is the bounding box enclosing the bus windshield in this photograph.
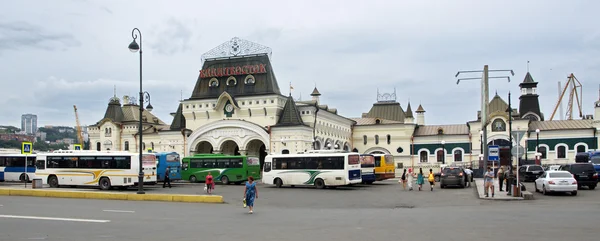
[384,155,394,165]
[166,153,180,162]
[360,155,375,167]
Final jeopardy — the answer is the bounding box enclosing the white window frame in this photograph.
[417,149,430,163]
[554,143,568,159]
[452,147,465,162]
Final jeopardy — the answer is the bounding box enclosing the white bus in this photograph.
[0,153,36,182]
[35,150,157,190]
[262,150,362,189]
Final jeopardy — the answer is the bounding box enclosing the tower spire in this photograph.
[113,85,116,97]
[527,60,530,72]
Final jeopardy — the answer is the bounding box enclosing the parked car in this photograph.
[518,165,544,182]
[440,166,467,188]
[590,156,600,174]
[559,163,598,190]
[534,171,578,196]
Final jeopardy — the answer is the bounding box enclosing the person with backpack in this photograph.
[399,169,407,190]
[428,169,435,191]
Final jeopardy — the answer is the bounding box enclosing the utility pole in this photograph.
[455,65,513,175]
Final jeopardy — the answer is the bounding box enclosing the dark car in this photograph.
[440,167,467,188]
[559,163,598,190]
[518,165,544,182]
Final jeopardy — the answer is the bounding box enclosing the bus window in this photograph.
[385,155,394,165]
[374,156,381,167]
[36,160,45,170]
[264,162,271,172]
[166,154,179,162]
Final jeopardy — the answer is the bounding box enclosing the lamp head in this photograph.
[128,40,140,53]
[145,103,153,112]
[536,129,540,133]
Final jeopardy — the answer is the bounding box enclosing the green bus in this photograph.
[181,154,261,185]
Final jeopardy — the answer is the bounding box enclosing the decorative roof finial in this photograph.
[113,85,116,97]
[527,60,530,72]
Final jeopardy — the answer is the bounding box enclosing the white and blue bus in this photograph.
[0,153,36,182]
[262,150,362,189]
[155,152,182,182]
[360,154,376,184]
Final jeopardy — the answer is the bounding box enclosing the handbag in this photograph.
[203,184,207,192]
[242,198,247,208]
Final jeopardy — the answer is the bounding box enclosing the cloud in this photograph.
[149,18,194,56]
[0,22,80,53]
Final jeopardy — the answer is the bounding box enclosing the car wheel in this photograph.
[275,178,283,188]
[589,185,596,190]
[99,177,111,190]
[189,175,197,183]
[571,191,577,196]
[314,178,325,189]
[48,176,59,188]
[542,185,547,195]
[435,176,440,182]
[221,176,229,185]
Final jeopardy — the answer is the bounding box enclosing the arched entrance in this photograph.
[487,139,511,166]
[195,141,213,154]
[220,140,240,155]
[245,139,267,170]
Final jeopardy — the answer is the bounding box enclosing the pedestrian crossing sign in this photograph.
[22,142,33,155]
[74,144,82,150]
[147,148,153,153]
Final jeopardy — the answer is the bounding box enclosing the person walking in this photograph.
[162,166,171,188]
[206,172,214,194]
[400,169,407,190]
[416,168,424,191]
[428,169,435,191]
[484,167,495,197]
[407,168,414,191]
[243,176,259,214]
[497,166,505,191]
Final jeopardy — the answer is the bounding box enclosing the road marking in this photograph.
[0,215,110,223]
[103,209,135,213]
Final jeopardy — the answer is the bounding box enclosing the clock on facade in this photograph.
[225,104,233,112]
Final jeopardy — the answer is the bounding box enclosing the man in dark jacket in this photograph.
[163,166,172,188]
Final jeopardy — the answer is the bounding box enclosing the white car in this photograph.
[534,171,578,196]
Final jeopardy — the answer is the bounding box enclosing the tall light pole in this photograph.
[536,128,540,164]
[456,65,513,174]
[129,28,153,195]
[506,91,513,169]
[441,140,446,164]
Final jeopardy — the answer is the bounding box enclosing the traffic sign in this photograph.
[511,130,526,143]
[74,144,82,150]
[22,142,33,155]
[488,145,499,161]
[511,145,525,158]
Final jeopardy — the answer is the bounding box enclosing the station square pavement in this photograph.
[0,179,598,241]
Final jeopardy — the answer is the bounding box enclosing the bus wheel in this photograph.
[48,176,59,188]
[19,173,30,182]
[99,177,112,190]
[221,176,230,185]
[189,176,197,183]
[274,178,283,188]
[314,179,325,189]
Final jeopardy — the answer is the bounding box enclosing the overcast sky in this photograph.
[1,0,599,128]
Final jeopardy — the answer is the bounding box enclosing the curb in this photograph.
[0,188,223,203]
[473,180,526,201]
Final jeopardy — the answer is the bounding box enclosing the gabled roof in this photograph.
[405,102,414,118]
[488,93,509,114]
[362,101,405,123]
[529,120,594,131]
[121,105,167,125]
[351,118,403,125]
[413,124,469,136]
[522,72,536,83]
[275,96,305,126]
[169,103,186,131]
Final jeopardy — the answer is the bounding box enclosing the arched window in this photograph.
[437,150,445,162]
[96,142,101,151]
[437,128,444,135]
[282,149,290,154]
[151,142,155,150]
[363,135,367,145]
[454,149,463,162]
[375,119,381,124]
[124,141,129,151]
[419,151,428,163]
[557,145,566,159]
[375,135,379,145]
[537,146,547,159]
[387,135,391,144]
[491,119,506,132]
[576,145,586,153]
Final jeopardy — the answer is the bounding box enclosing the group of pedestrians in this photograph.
[399,168,436,191]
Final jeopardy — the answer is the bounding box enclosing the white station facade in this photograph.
[88,37,600,172]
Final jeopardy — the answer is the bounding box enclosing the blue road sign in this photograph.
[22,142,33,155]
[488,145,499,161]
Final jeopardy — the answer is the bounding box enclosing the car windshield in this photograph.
[528,166,543,171]
[571,164,595,173]
[549,172,572,178]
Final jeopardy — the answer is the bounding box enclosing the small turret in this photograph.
[405,102,414,124]
[416,104,425,125]
[311,87,321,104]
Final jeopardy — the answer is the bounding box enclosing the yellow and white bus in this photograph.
[35,150,157,190]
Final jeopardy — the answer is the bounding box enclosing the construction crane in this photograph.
[549,73,583,120]
[73,105,84,146]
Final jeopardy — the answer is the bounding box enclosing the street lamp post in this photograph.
[535,129,540,152]
[128,27,154,195]
[441,140,446,164]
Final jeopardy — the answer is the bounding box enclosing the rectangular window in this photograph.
[263,162,272,172]
[0,157,6,166]
[35,160,45,170]
[348,155,360,165]
[384,155,394,165]
[374,156,382,166]
[230,158,243,168]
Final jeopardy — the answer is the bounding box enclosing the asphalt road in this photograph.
[0,180,598,241]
